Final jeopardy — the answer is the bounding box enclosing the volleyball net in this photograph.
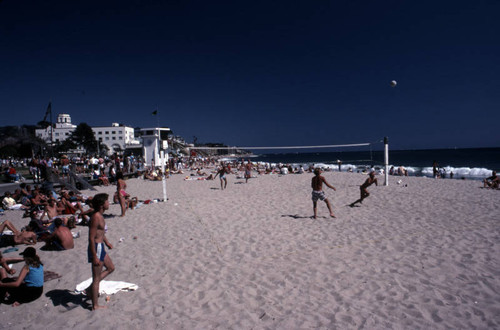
[190,139,386,166]
[189,138,390,185]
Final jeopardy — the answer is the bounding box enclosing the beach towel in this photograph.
[5,204,24,210]
[75,278,138,295]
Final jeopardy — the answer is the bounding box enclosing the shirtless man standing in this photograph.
[214,165,229,190]
[350,171,378,207]
[88,193,115,310]
[61,156,70,181]
[244,161,252,183]
[311,168,336,219]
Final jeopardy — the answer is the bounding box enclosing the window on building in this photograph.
[112,137,116,140]
[65,132,69,136]
[55,133,59,136]
[105,131,109,134]
[99,138,103,141]
[112,131,116,134]
[98,132,102,135]
[105,137,109,140]
[119,131,123,134]
[119,137,123,140]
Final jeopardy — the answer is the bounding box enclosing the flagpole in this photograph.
[49,100,53,157]
[155,105,160,128]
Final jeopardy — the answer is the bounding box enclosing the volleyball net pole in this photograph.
[384,136,389,186]
[160,149,168,201]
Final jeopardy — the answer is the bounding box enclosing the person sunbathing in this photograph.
[0,220,37,248]
[42,198,65,219]
[98,172,110,186]
[29,191,48,210]
[483,171,499,189]
[42,218,74,250]
[196,168,208,176]
[37,198,78,228]
[59,192,86,215]
[1,191,17,210]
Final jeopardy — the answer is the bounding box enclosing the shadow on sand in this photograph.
[45,289,92,311]
[281,214,314,220]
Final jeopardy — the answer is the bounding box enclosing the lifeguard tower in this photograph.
[140,127,172,168]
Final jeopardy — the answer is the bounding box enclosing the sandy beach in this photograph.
[1,171,499,329]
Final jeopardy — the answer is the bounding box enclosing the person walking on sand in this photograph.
[432,160,439,178]
[116,172,128,217]
[244,161,252,183]
[350,171,378,207]
[87,193,115,310]
[311,168,336,219]
[214,164,229,190]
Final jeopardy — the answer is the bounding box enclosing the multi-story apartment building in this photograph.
[35,113,140,154]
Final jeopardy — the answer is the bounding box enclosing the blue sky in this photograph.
[1,0,499,150]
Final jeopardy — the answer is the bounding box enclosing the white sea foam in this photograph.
[254,161,494,180]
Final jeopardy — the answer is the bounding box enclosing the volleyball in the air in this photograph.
[390,80,397,87]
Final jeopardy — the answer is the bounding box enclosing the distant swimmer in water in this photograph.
[311,168,336,219]
[350,171,378,207]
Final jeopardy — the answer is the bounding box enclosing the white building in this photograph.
[35,114,140,155]
[141,127,172,167]
[35,113,76,144]
[93,123,140,154]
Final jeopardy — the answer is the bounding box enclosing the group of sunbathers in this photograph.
[0,184,92,251]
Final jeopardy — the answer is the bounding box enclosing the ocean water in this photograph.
[248,148,499,180]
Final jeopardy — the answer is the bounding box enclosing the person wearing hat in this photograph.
[0,247,44,306]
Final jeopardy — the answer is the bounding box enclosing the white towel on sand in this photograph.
[75,278,138,295]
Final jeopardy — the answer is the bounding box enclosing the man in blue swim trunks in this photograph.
[214,164,229,190]
[87,193,115,310]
